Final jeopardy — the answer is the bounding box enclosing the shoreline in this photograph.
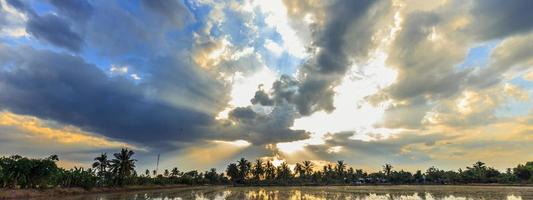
[1,184,532,199]
[0,184,202,199]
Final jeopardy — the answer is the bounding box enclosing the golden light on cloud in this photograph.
[276,142,305,154]
[0,111,137,149]
[192,38,231,69]
[178,139,251,168]
[424,83,528,125]
[212,139,251,147]
[326,146,342,154]
[418,115,533,169]
[260,154,286,167]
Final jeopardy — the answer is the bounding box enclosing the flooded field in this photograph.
[48,185,533,200]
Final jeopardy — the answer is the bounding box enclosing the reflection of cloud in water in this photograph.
[78,186,531,200]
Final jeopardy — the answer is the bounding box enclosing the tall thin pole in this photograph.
[156,154,160,174]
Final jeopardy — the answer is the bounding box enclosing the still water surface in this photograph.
[55,185,533,200]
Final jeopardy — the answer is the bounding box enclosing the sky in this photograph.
[0,0,532,173]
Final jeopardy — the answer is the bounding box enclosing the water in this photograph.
[54,185,533,200]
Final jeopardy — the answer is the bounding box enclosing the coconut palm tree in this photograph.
[226,163,239,184]
[276,162,292,183]
[252,159,264,181]
[237,158,251,183]
[92,153,109,176]
[110,148,136,185]
[294,163,305,178]
[171,167,180,178]
[302,160,314,177]
[264,160,276,181]
[336,160,346,177]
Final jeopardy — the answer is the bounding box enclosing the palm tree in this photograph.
[110,148,136,185]
[92,153,109,176]
[302,161,314,177]
[336,160,346,177]
[226,163,239,183]
[264,161,276,181]
[145,169,150,177]
[252,159,264,181]
[322,164,334,183]
[164,169,169,177]
[237,158,251,183]
[294,163,304,178]
[383,163,393,180]
[276,162,292,182]
[171,167,180,178]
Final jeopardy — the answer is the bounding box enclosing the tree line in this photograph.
[225,159,533,186]
[1,149,532,189]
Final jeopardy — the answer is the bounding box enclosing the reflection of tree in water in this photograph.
[81,186,529,200]
[187,188,524,200]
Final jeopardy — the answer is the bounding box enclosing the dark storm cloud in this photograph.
[26,14,83,52]
[252,0,389,116]
[220,105,310,145]
[250,90,274,106]
[469,0,533,40]
[142,55,229,115]
[6,0,83,52]
[1,0,315,153]
[294,0,387,115]
[141,0,191,28]
[251,75,296,107]
[0,46,213,146]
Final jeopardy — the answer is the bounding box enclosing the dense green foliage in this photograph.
[224,159,533,186]
[0,150,532,189]
[0,149,228,189]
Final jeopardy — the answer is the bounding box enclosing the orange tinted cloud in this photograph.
[0,111,137,149]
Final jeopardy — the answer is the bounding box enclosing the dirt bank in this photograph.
[0,184,194,199]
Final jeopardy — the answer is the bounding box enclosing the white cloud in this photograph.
[264,39,283,55]
[109,65,128,74]
[130,73,140,80]
[252,0,307,58]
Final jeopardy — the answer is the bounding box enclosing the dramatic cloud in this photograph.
[7,0,84,52]
[224,105,310,145]
[469,0,533,40]
[0,46,214,147]
[254,0,391,116]
[1,0,532,171]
